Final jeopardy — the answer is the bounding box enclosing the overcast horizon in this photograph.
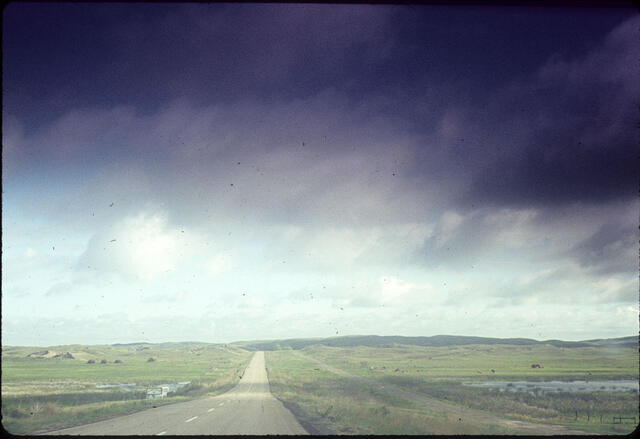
[2,3,638,347]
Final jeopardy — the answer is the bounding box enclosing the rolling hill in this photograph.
[232,334,638,351]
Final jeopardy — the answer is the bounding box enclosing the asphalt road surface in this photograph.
[46,351,308,435]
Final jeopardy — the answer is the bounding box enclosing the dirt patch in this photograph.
[27,351,76,360]
[27,350,58,359]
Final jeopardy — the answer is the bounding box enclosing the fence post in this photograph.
[600,414,602,424]
[575,410,578,420]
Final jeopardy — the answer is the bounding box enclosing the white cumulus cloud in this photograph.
[79,210,186,281]
[204,254,234,277]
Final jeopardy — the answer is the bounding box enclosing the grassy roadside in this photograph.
[266,350,514,434]
[297,343,638,435]
[1,343,252,435]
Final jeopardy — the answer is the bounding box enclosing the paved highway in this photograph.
[46,351,308,435]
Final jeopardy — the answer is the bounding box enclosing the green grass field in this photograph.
[1,343,252,434]
[302,343,639,379]
[3,339,637,435]
[266,343,639,435]
[266,349,514,435]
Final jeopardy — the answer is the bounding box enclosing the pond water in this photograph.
[464,380,639,394]
[94,381,190,393]
[95,383,137,391]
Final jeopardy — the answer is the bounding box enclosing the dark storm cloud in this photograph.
[109,4,395,102]
[3,4,637,275]
[417,210,495,268]
[5,80,444,233]
[489,264,637,306]
[568,219,638,275]
[429,15,640,209]
[5,4,632,128]
[414,196,637,277]
[5,6,636,218]
[3,3,395,127]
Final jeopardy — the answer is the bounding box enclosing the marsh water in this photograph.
[94,381,190,392]
[464,380,639,393]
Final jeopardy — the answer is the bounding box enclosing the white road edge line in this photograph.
[156,432,167,436]
[208,408,215,412]
[185,416,198,423]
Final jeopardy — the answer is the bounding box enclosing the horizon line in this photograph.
[3,332,637,348]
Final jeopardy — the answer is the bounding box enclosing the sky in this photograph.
[2,3,638,346]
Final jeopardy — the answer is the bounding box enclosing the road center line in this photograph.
[156,432,167,436]
[185,416,198,423]
[207,408,215,412]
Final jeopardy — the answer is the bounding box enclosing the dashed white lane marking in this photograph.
[156,432,167,436]
[185,416,198,423]
[219,402,224,406]
[207,408,215,412]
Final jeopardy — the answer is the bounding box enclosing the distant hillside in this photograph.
[111,342,153,347]
[111,341,219,348]
[234,334,638,351]
[579,336,639,349]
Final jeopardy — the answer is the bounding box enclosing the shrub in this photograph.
[370,406,390,416]
[3,406,29,418]
[41,403,62,415]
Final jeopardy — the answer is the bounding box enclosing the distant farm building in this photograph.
[146,382,190,399]
[146,386,170,399]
